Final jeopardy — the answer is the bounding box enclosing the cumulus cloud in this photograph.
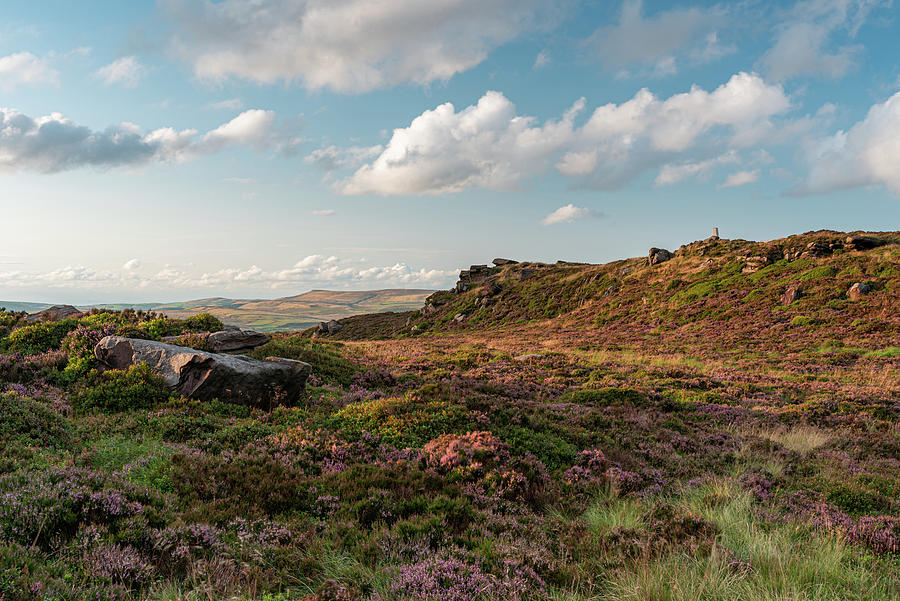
[586,0,731,77]
[0,52,59,90]
[0,255,456,293]
[311,209,335,216]
[720,169,759,188]
[321,72,791,195]
[122,259,141,270]
[94,56,145,87]
[799,90,900,195]
[541,204,592,226]
[162,0,563,93]
[0,108,300,173]
[761,0,887,81]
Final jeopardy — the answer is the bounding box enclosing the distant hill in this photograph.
[0,301,54,313]
[150,289,434,331]
[1,289,434,332]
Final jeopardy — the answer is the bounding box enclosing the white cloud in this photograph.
[163,0,564,93]
[304,144,383,173]
[541,204,591,226]
[533,50,550,69]
[324,72,791,195]
[0,52,58,90]
[337,91,585,195]
[654,150,739,185]
[800,90,900,195]
[208,98,244,110]
[123,259,141,270]
[0,108,299,173]
[312,209,335,216]
[720,169,759,188]
[94,56,145,88]
[586,0,730,76]
[761,0,887,81]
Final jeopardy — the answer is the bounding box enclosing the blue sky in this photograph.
[1,0,898,303]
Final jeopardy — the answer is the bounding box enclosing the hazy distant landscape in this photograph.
[3,290,434,332]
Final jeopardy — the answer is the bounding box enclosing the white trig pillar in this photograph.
[712,227,719,238]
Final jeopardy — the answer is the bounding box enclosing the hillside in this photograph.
[0,230,897,600]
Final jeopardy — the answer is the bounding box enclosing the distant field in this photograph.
[2,289,435,332]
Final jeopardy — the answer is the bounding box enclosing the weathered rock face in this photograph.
[317,320,343,335]
[94,336,311,408]
[492,258,518,266]
[782,285,803,305]
[208,327,269,352]
[25,305,83,323]
[648,248,673,266]
[847,282,872,301]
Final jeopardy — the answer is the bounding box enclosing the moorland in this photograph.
[0,229,897,600]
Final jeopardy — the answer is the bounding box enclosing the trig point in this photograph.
[711,226,720,239]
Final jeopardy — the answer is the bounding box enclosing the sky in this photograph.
[1,0,898,304]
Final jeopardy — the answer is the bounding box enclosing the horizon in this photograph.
[2,1,900,303]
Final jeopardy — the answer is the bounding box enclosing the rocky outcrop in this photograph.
[492,258,518,266]
[845,235,882,251]
[648,248,673,266]
[847,282,872,301]
[782,285,802,305]
[208,327,269,352]
[317,320,343,335]
[802,241,832,258]
[94,335,311,408]
[25,305,83,323]
[456,264,492,293]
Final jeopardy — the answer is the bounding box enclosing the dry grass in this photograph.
[747,425,832,454]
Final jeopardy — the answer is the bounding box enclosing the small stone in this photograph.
[847,282,872,301]
[782,285,802,305]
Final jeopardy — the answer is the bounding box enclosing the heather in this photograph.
[0,231,897,600]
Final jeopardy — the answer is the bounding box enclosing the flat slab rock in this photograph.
[94,335,311,408]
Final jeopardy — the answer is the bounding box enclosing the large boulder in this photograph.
[25,304,83,322]
[648,248,673,266]
[317,320,343,335]
[492,258,518,266]
[94,335,311,408]
[208,327,269,352]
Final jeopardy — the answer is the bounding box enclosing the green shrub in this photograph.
[249,335,358,386]
[563,387,650,408]
[790,316,817,327]
[0,393,72,448]
[4,319,78,354]
[799,266,836,281]
[328,395,469,448]
[74,363,171,413]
